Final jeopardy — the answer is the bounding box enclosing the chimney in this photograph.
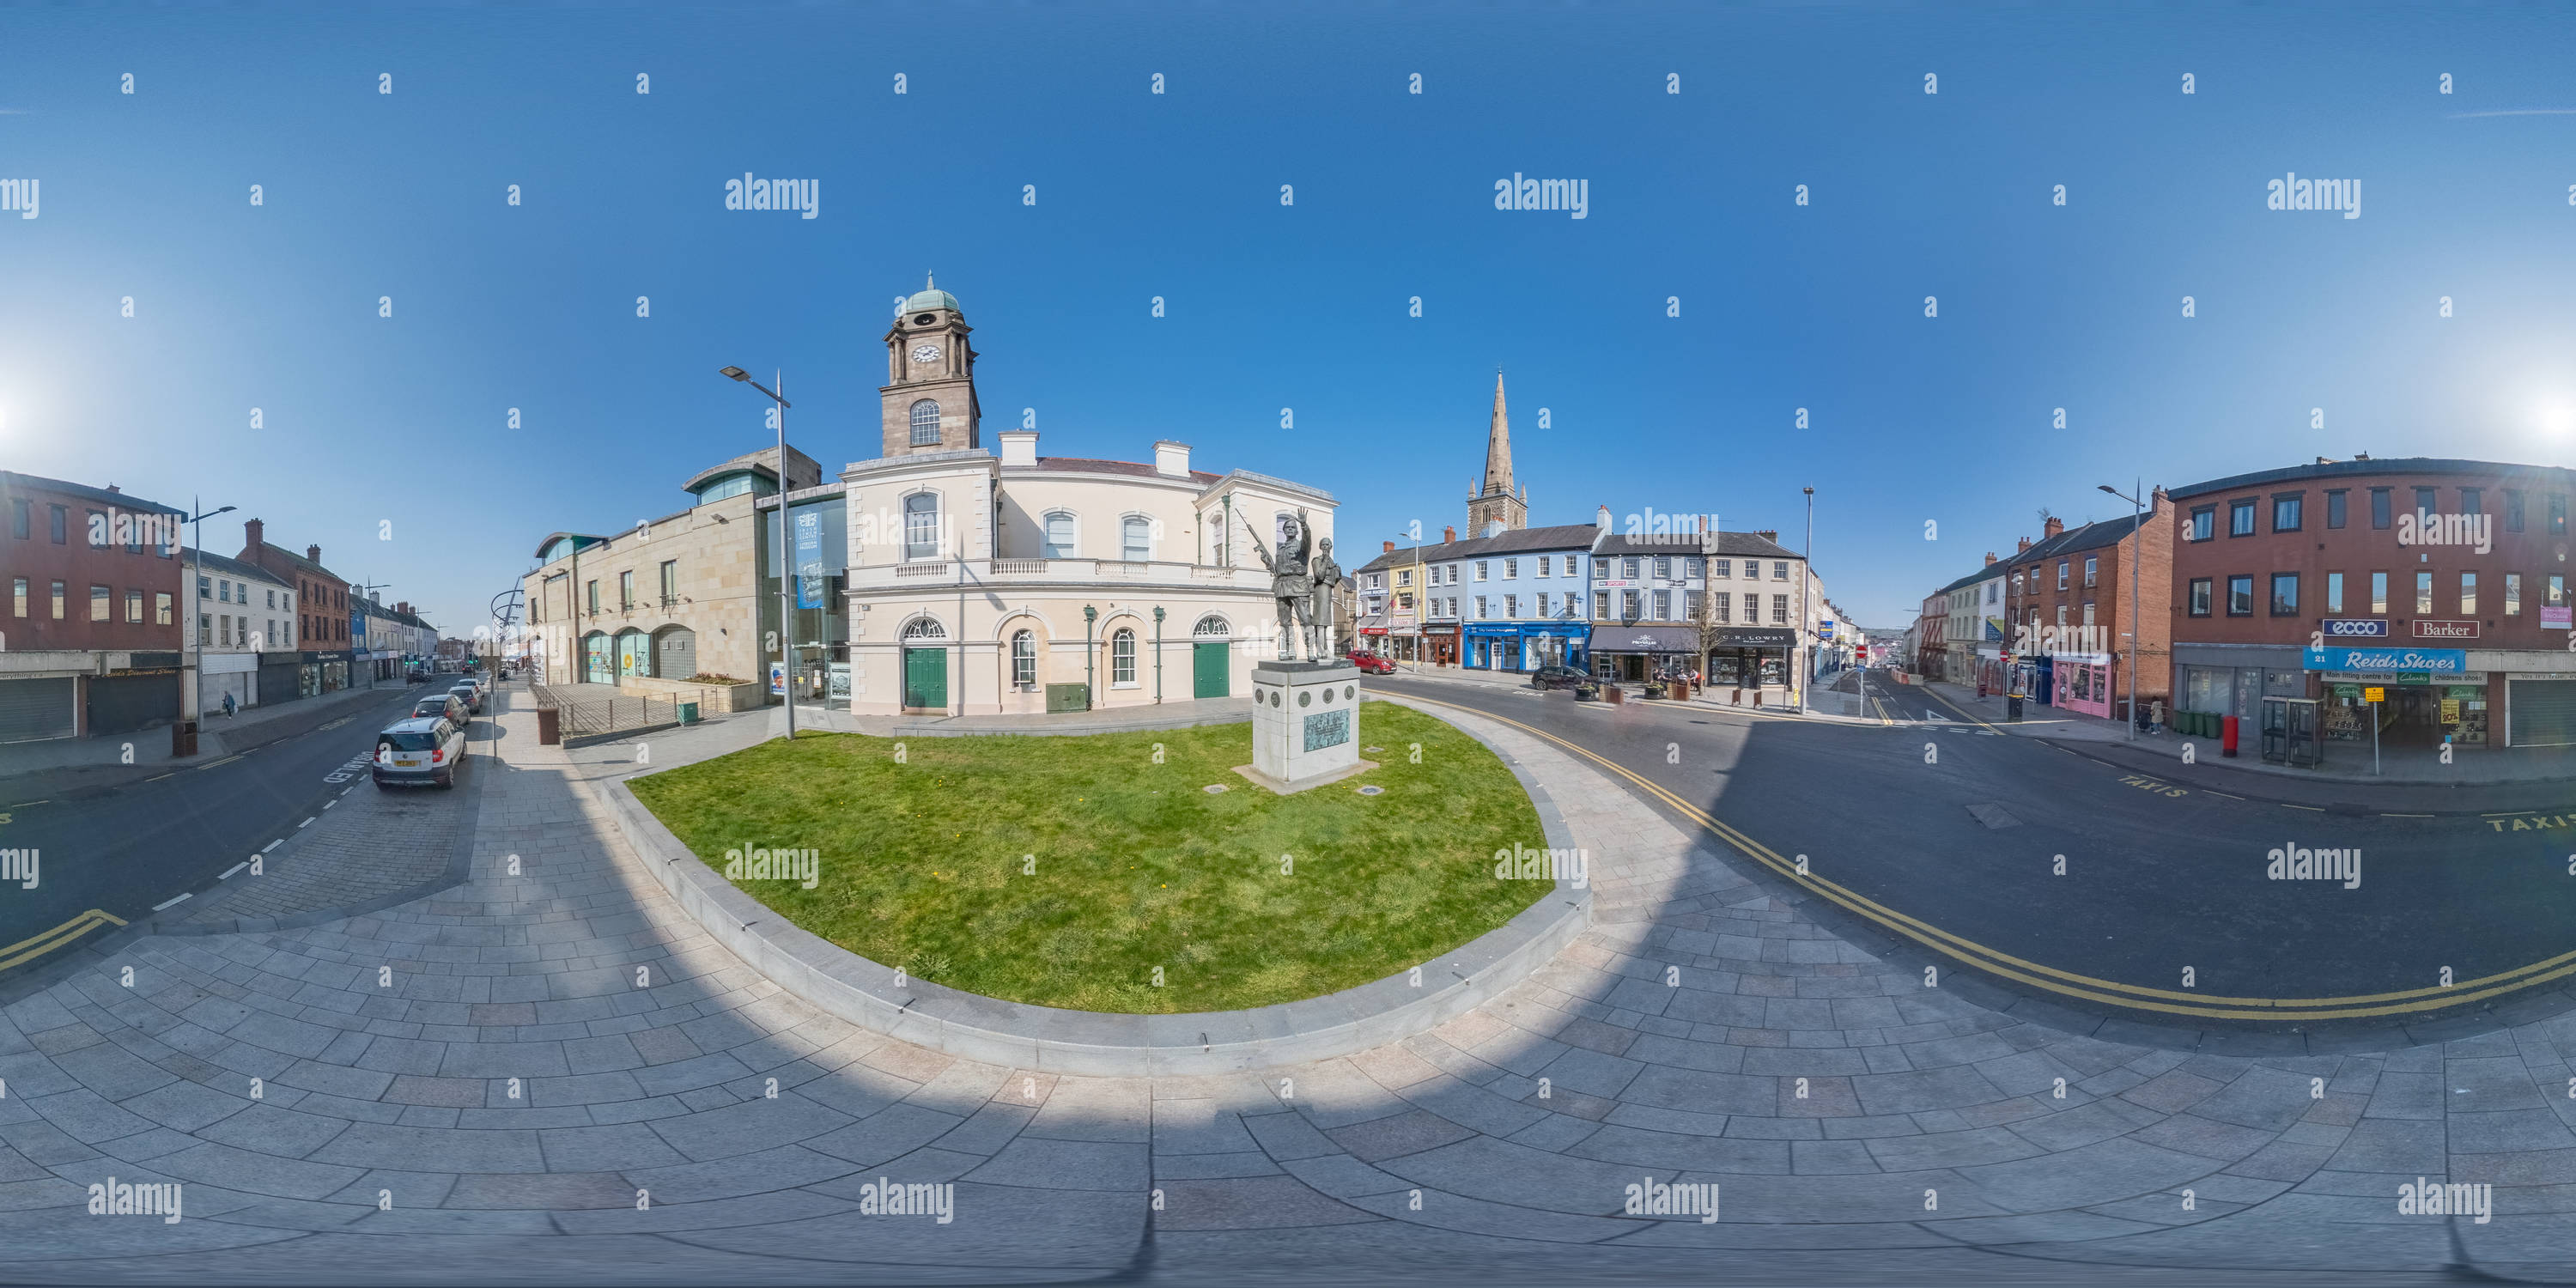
[1984,551,1996,565]
[2149,485,2171,512]
[1595,504,1612,533]
[2017,537,2032,552]
[1442,526,1455,544]
[307,544,322,564]
[242,518,264,551]
[1755,529,1778,543]
[2043,516,2064,539]
[998,429,1038,468]
[1382,540,1395,554]
[2314,456,2334,465]
[1152,440,1192,478]
[105,483,121,494]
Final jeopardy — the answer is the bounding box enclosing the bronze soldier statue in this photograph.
[1241,510,1313,661]
[1305,537,1341,662]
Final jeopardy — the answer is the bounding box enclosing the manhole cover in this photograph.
[1357,785,1384,796]
[1203,784,1229,794]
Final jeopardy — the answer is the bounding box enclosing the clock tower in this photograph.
[880,274,981,459]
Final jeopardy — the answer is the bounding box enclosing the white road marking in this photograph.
[263,839,284,853]
[323,800,337,810]
[219,862,247,879]
[297,817,315,829]
[151,892,191,911]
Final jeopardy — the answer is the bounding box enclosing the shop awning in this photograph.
[1589,625,1700,653]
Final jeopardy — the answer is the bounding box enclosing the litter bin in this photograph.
[2006,693,2024,721]
[677,700,701,726]
[536,705,562,745]
[171,719,198,757]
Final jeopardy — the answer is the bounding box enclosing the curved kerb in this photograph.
[596,697,1590,1077]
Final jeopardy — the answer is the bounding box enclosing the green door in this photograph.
[1192,641,1229,699]
[902,647,946,710]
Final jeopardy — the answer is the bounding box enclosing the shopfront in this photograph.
[2174,644,2308,720]
[1590,624,1699,683]
[2050,651,2115,720]
[1704,627,1794,694]
[2305,646,2476,749]
[297,649,350,697]
[1466,622,1590,672]
[2506,670,2576,747]
[1422,623,1459,667]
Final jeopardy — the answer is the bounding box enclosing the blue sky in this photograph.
[3,3,2573,633]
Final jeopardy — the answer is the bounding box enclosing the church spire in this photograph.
[1483,370,1513,495]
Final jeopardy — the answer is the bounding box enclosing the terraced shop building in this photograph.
[522,443,824,691]
[2166,455,2576,751]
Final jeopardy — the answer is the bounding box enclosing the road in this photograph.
[1376,668,2576,1032]
[0,678,457,975]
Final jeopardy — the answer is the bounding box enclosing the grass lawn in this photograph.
[628,701,1549,1013]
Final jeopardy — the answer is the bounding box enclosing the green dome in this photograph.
[902,288,960,315]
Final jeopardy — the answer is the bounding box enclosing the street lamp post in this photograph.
[1083,605,1097,710]
[2099,481,2147,742]
[180,500,238,733]
[1801,486,1814,714]
[720,366,796,740]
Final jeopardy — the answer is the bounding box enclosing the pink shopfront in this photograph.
[2051,650,2116,720]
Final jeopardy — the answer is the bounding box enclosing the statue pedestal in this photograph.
[1236,662,1370,793]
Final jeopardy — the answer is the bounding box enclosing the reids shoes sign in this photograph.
[2304,647,2468,673]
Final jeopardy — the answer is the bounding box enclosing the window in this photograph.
[2084,556,2097,587]
[2057,561,2069,590]
[1594,591,1609,619]
[903,493,940,560]
[200,612,211,639]
[2554,574,2567,608]
[1504,558,1517,579]
[586,580,599,613]
[89,584,109,622]
[908,398,941,447]
[1772,562,1789,580]
[618,571,634,610]
[2056,605,2068,628]
[2325,490,2347,529]
[2460,572,2477,615]
[155,592,171,626]
[2272,494,2301,532]
[1653,556,1671,580]
[266,588,276,609]
[2229,499,2256,536]
[48,504,66,544]
[2227,575,2253,616]
[659,560,677,604]
[8,578,21,617]
[1771,594,1789,624]
[220,615,232,647]
[2269,573,2299,616]
[2413,486,2438,519]
[1473,561,1488,581]
[1121,515,1151,562]
[2506,573,2522,616]
[2082,601,2096,627]
[2460,488,2482,516]
[1534,592,1550,616]
[7,498,22,538]
[1685,589,1702,618]
[1474,596,1488,619]
[1650,591,1668,620]
[2371,489,2391,529]
[125,589,142,623]
[2554,494,2568,536]
[2327,572,2344,614]
[1714,592,1732,623]
[1504,595,1518,617]
[1686,556,1703,576]
[1621,590,1640,618]
[2506,490,2525,532]
[1395,568,1410,588]
[2188,578,2211,617]
[2415,571,2433,614]
[1593,559,1609,579]
[2188,507,2215,541]
[1011,630,1036,688]
[2372,571,2388,615]
[197,575,211,599]
[1623,557,1640,580]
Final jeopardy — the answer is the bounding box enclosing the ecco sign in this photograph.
[2318,618,2388,638]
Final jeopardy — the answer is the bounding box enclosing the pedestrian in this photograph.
[221,690,237,718]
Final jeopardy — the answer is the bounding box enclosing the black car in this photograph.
[413,694,469,726]
[1528,665,1589,690]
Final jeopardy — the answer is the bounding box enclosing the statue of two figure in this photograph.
[1242,509,1341,663]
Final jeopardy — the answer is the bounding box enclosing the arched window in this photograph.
[908,398,942,447]
[1011,629,1036,688]
[1110,629,1136,684]
[1121,515,1153,562]
[1042,511,1076,559]
[1192,614,1229,637]
[903,492,940,561]
[902,617,946,640]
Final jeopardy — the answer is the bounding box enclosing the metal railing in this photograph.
[532,684,683,738]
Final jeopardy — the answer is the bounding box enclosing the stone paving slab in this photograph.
[2,679,2572,1282]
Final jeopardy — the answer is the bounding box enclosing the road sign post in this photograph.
[2364,687,2384,775]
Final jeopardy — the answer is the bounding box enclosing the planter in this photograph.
[618,674,765,714]
[1574,686,1600,702]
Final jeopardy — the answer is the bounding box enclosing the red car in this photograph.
[1344,650,1397,675]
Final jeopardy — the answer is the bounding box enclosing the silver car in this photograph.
[447,682,484,715]
[373,716,465,789]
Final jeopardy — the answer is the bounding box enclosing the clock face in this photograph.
[910,344,942,363]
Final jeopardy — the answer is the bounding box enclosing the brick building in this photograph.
[0,471,188,741]
[1997,489,2175,721]
[238,518,355,698]
[2167,456,2576,751]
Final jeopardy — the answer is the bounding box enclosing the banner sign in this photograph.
[2303,646,2467,674]
[793,509,825,609]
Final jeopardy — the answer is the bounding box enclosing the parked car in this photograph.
[373,716,465,789]
[1529,665,1589,690]
[447,682,484,715]
[405,667,428,683]
[412,694,469,726]
[1343,649,1396,675]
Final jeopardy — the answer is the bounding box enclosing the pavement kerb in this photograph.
[589,693,1593,1077]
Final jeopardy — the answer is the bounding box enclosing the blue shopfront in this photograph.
[1465,621,1589,673]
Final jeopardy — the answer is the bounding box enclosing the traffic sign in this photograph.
[2364,686,2385,702]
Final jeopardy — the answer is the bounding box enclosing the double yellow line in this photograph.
[0,909,129,973]
[1406,692,2576,1023]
